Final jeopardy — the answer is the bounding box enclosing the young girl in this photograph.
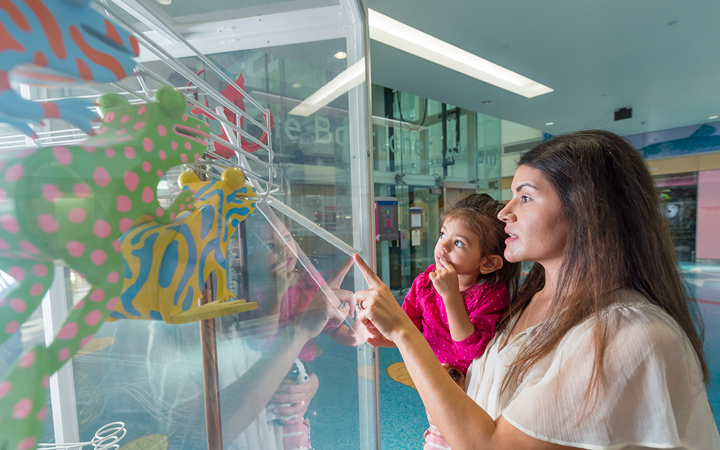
[369,193,519,449]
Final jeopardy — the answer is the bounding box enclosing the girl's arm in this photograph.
[430,258,475,341]
[353,254,575,450]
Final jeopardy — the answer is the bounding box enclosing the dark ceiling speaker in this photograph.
[614,107,632,121]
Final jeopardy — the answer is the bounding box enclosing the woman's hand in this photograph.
[353,253,416,343]
[294,257,354,340]
[270,373,319,425]
[429,258,461,302]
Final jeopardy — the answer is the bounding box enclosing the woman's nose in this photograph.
[497,202,515,222]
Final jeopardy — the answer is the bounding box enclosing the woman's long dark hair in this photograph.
[497,130,707,401]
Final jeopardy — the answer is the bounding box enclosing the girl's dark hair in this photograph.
[497,130,707,401]
[440,193,520,294]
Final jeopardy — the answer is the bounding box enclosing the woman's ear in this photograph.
[480,255,503,274]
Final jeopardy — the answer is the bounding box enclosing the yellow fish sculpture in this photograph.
[112,167,257,324]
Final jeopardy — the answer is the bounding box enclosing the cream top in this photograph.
[465,290,720,449]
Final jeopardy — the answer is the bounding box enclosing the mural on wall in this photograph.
[630,122,720,160]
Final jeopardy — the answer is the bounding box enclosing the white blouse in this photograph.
[465,290,720,449]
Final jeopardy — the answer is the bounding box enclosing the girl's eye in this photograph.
[454,240,465,248]
[265,243,275,250]
[440,231,446,239]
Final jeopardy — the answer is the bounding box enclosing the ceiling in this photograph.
[364,0,720,137]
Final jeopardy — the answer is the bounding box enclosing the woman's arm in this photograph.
[353,254,576,450]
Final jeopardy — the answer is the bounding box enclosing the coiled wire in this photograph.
[38,422,126,450]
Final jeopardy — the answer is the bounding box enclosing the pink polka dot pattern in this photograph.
[120,114,129,124]
[134,121,145,130]
[89,288,105,302]
[143,137,153,152]
[12,398,32,419]
[107,272,119,283]
[5,164,24,182]
[184,141,191,150]
[182,114,188,121]
[142,187,154,203]
[124,146,136,159]
[180,153,188,163]
[7,266,25,281]
[142,161,152,172]
[91,249,107,265]
[68,208,86,223]
[59,348,70,361]
[156,169,163,178]
[0,237,8,250]
[112,239,122,253]
[105,147,116,158]
[116,195,132,212]
[106,297,120,311]
[42,375,49,389]
[32,264,47,277]
[124,171,139,191]
[156,207,164,217]
[18,352,34,368]
[19,437,37,450]
[37,214,58,233]
[42,184,62,202]
[159,150,166,161]
[58,322,78,340]
[96,127,108,135]
[157,124,167,136]
[10,299,26,313]
[171,141,178,150]
[0,381,10,398]
[29,283,43,296]
[194,153,201,161]
[169,212,175,220]
[1,214,19,233]
[5,321,19,334]
[80,335,93,348]
[73,183,91,198]
[67,241,85,257]
[84,310,102,326]
[138,105,146,115]
[115,129,126,136]
[37,407,47,421]
[53,146,72,165]
[93,167,111,187]
[19,241,40,254]
[119,218,133,233]
[94,220,111,238]
[104,111,115,123]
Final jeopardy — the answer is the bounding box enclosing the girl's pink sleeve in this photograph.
[451,284,509,360]
[402,275,424,332]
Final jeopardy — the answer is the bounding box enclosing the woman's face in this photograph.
[498,165,569,271]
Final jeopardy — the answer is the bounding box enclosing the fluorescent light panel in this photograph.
[368,9,552,99]
[289,58,365,117]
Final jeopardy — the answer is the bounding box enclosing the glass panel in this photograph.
[0,0,373,449]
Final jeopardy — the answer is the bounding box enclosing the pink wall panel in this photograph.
[696,170,720,260]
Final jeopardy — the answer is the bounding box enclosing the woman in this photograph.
[355,130,720,449]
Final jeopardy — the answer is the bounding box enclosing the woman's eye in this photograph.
[520,195,531,203]
[454,240,465,248]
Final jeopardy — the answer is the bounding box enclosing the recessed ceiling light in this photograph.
[292,83,302,89]
[709,115,718,120]
[545,122,554,126]
[156,0,171,5]
[368,9,553,98]
[289,59,366,117]
[333,51,347,60]
[481,100,491,104]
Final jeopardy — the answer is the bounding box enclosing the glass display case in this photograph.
[0,0,375,448]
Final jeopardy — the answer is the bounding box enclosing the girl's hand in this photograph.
[429,258,461,302]
[270,373,319,425]
[353,254,415,343]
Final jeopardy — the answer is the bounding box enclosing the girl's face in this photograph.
[435,216,487,277]
[498,165,569,271]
